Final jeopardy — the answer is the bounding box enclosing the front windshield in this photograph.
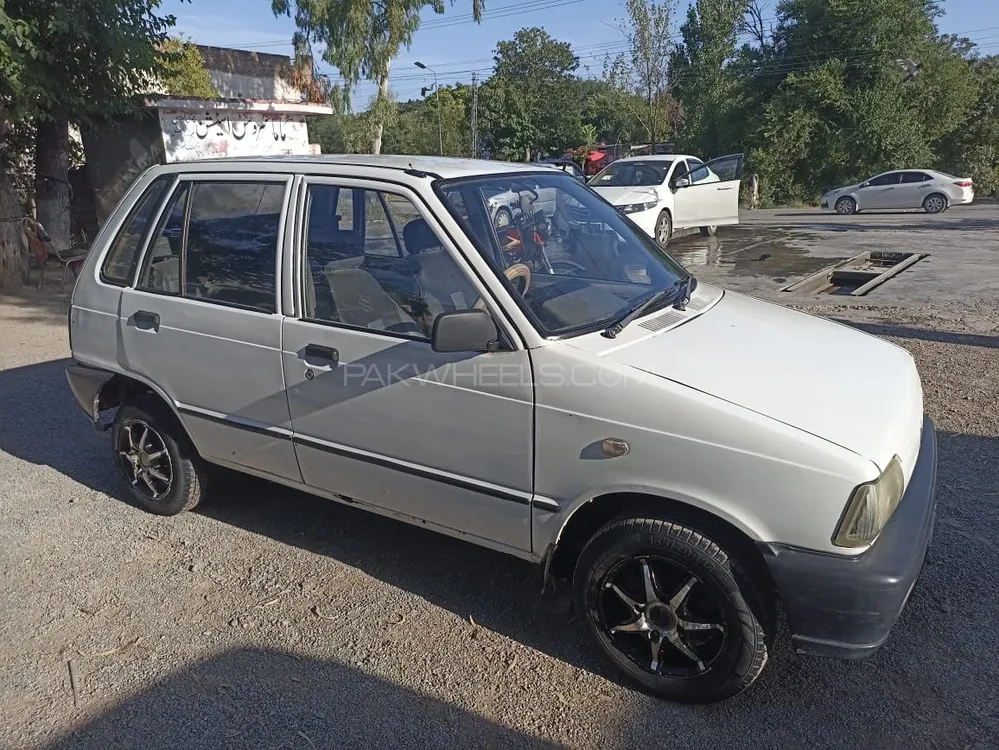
[589,160,672,188]
[437,172,689,337]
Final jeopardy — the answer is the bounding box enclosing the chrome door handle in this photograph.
[303,343,339,368]
[132,310,160,332]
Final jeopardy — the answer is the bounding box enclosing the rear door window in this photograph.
[901,172,931,183]
[184,182,285,313]
[134,179,286,313]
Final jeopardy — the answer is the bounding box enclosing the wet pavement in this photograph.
[672,204,999,307]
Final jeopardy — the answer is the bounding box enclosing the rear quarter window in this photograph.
[100,176,172,286]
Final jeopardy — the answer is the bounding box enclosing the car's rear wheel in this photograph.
[574,515,771,703]
[112,394,208,516]
[655,211,672,247]
[699,225,718,237]
[923,193,947,214]
[834,196,857,215]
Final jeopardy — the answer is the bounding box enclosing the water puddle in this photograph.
[670,228,848,285]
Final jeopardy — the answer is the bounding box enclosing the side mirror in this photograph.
[431,309,500,353]
[674,176,690,188]
[860,182,870,188]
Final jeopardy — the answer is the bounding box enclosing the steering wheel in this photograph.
[474,263,532,310]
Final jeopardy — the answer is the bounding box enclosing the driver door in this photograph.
[672,154,743,228]
[282,177,535,554]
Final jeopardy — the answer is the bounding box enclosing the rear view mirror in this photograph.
[431,310,500,353]
[674,176,690,188]
[860,182,870,188]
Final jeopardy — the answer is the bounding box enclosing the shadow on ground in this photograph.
[765,213,999,233]
[0,284,73,324]
[50,647,554,749]
[838,320,999,349]
[2,347,998,745]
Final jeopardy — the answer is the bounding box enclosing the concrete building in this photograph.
[196,45,301,101]
[81,46,332,228]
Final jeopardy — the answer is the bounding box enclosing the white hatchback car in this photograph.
[821,170,975,214]
[589,154,742,245]
[66,155,936,704]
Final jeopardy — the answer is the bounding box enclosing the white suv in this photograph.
[67,155,937,703]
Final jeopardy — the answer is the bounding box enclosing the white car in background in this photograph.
[589,154,743,246]
[821,170,975,215]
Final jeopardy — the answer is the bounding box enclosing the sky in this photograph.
[160,0,999,106]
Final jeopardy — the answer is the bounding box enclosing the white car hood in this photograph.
[598,292,924,472]
[592,186,659,206]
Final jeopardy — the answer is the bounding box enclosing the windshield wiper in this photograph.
[602,275,695,339]
[672,273,694,311]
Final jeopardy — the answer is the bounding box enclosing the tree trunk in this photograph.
[0,152,23,288]
[371,63,392,155]
[34,118,73,252]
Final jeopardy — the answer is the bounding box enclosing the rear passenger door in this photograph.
[118,174,300,482]
[281,177,534,554]
[897,171,933,208]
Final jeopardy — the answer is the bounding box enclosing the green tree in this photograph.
[741,0,979,203]
[936,55,999,195]
[605,0,682,144]
[159,38,220,99]
[272,0,484,154]
[382,85,471,156]
[576,78,645,144]
[671,0,749,157]
[480,27,582,161]
[0,0,174,285]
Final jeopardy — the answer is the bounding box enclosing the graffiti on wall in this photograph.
[159,109,311,162]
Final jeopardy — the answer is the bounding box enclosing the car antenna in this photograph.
[405,162,441,179]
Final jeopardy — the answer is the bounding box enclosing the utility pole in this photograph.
[415,61,443,156]
[471,72,479,159]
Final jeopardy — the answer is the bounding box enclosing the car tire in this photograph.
[112,394,208,516]
[574,515,771,704]
[699,225,718,237]
[494,207,513,229]
[834,196,857,215]
[655,211,672,247]
[923,193,947,214]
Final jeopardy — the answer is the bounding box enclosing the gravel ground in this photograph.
[2,214,999,748]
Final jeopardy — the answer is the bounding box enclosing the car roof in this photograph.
[156,154,544,179]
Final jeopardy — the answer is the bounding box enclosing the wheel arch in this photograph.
[924,192,949,211]
[543,491,776,596]
[96,372,198,452]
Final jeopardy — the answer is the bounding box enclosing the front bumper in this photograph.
[759,416,938,659]
[620,207,659,239]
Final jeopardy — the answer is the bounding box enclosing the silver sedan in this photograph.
[821,169,975,215]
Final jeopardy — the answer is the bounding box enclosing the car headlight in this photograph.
[833,456,905,548]
[619,201,658,214]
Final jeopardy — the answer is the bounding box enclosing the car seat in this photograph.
[322,266,424,337]
[402,218,478,316]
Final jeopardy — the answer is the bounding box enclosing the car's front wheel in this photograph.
[112,394,208,516]
[834,196,857,215]
[574,514,771,703]
[654,210,672,247]
[494,206,513,230]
